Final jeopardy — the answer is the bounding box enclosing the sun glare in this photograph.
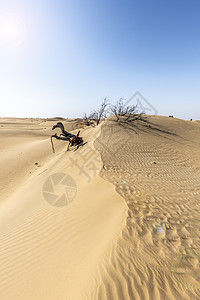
[0,13,26,48]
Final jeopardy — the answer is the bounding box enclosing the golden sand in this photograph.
[0,116,199,299]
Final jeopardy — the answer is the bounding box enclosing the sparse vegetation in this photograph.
[74,96,147,128]
[83,113,93,126]
[109,98,139,122]
[89,97,110,125]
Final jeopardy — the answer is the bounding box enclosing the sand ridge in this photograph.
[94,115,200,299]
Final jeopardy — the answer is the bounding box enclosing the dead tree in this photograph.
[109,98,138,122]
[83,113,92,126]
[51,122,83,153]
[90,98,109,125]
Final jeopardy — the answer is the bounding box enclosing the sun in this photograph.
[0,13,26,48]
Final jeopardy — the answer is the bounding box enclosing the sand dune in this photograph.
[94,115,200,300]
[0,116,199,299]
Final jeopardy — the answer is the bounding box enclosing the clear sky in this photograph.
[0,0,199,119]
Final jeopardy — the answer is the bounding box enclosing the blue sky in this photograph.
[0,0,199,119]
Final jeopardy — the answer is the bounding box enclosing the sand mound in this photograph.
[93,115,200,299]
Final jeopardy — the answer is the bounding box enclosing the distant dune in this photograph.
[0,115,199,299]
[46,117,67,121]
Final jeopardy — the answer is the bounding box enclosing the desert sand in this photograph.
[0,116,199,299]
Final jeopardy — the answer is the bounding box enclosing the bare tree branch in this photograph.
[109,98,138,122]
[90,98,110,125]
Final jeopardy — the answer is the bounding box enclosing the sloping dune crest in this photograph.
[94,115,200,300]
[0,116,199,299]
[0,118,127,300]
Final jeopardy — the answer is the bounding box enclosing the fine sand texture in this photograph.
[94,115,200,300]
[0,116,200,299]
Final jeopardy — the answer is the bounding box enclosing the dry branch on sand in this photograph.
[109,98,140,122]
[51,122,83,153]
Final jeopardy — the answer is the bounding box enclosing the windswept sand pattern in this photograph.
[0,116,199,300]
[0,118,127,300]
[94,116,200,300]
